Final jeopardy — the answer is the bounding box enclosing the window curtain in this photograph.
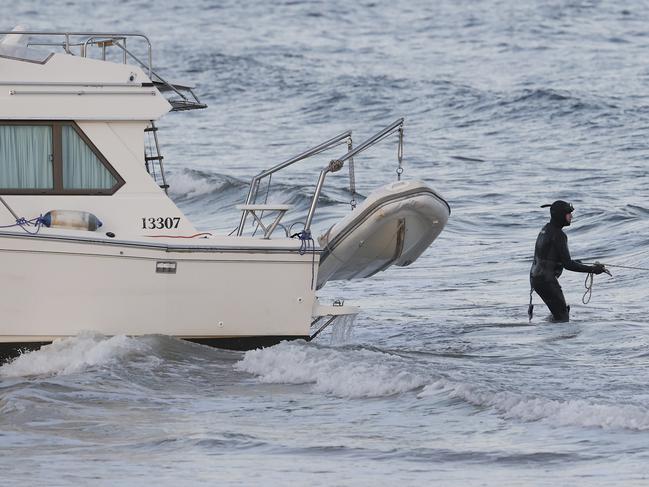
[0,125,53,189]
[62,126,115,190]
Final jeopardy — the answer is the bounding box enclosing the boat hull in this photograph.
[0,232,317,359]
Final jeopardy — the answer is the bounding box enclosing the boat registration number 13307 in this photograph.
[142,217,181,229]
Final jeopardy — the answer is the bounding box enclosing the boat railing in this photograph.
[236,118,405,238]
[304,118,404,232]
[236,130,353,236]
[0,31,153,75]
[0,30,206,111]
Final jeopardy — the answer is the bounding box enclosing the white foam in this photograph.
[234,341,426,398]
[0,332,151,377]
[420,379,649,431]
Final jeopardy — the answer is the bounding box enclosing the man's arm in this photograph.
[558,233,603,273]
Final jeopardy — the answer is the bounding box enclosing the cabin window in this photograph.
[0,125,53,189]
[0,122,124,195]
[62,125,116,190]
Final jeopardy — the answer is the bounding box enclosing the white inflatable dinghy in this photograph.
[316,180,450,289]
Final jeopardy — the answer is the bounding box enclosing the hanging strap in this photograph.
[347,137,357,210]
[396,126,404,181]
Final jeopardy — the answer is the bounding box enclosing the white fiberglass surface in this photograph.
[2,1,649,486]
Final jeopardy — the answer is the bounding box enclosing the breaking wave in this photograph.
[236,341,649,431]
[420,379,649,431]
[234,341,427,398]
[0,332,155,378]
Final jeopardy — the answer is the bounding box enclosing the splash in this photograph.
[420,379,649,431]
[329,314,356,345]
[0,332,152,378]
[234,341,426,398]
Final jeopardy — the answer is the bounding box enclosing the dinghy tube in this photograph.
[316,180,450,289]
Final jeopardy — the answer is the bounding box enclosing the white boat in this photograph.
[0,29,450,360]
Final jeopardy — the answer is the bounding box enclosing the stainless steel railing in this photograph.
[304,118,404,231]
[236,130,352,236]
[0,31,153,77]
[0,30,205,109]
[236,118,405,237]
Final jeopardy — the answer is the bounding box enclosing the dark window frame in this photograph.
[0,120,125,195]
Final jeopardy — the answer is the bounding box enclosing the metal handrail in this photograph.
[82,36,128,65]
[237,118,405,237]
[0,31,153,78]
[236,130,352,236]
[304,118,404,231]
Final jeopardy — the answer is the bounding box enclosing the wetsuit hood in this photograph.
[542,200,573,227]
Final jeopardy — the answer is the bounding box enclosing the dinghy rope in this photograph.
[295,229,317,289]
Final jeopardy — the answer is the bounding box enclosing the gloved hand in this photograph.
[592,263,606,275]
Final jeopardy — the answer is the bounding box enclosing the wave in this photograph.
[181,51,314,102]
[420,379,649,431]
[166,166,362,234]
[234,341,427,398]
[0,332,157,378]
[168,168,248,201]
[236,341,649,431]
[435,85,621,126]
[169,167,354,213]
[497,88,619,114]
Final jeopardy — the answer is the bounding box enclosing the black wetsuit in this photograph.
[530,219,598,322]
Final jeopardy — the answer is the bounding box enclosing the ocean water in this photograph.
[3,1,649,485]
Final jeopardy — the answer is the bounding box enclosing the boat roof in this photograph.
[0,28,206,118]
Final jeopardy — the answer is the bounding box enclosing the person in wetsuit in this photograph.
[529,200,606,322]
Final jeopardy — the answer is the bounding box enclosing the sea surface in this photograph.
[3,1,649,485]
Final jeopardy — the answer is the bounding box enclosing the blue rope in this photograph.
[296,230,317,289]
[0,215,45,235]
[297,229,312,255]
